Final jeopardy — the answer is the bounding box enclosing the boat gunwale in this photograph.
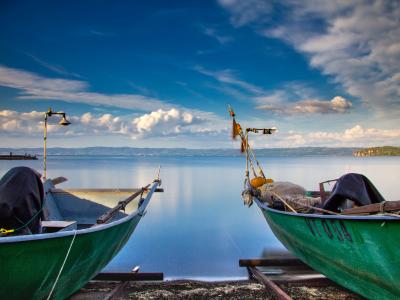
[50,188,149,194]
[255,198,400,221]
[0,181,159,244]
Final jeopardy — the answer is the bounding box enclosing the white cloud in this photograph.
[0,110,43,134]
[195,64,349,116]
[218,0,400,117]
[218,0,273,27]
[80,112,92,124]
[0,65,86,92]
[2,110,398,147]
[257,95,352,114]
[308,124,400,145]
[0,108,215,140]
[21,52,83,79]
[265,125,400,148]
[0,110,17,118]
[254,82,317,106]
[201,26,233,44]
[132,108,203,137]
[194,65,264,94]
[0,65,223,133]
[0,65,171,111]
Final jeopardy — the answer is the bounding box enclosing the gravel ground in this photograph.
[71,280,364,300]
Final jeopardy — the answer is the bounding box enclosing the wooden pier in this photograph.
[93,272,164,282]
[0,153,38,160]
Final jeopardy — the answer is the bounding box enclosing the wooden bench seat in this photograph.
[42,220,77,233]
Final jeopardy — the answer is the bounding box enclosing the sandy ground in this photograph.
[71,280,364,300]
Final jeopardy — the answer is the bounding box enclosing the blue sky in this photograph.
[0,0,399,148]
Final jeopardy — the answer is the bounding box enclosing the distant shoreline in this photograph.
[0,146,359,157]
[353,146,400,157]
[1,146,399,157]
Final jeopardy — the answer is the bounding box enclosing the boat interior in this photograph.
[43,187,143,232]
[0,167,161,237]
[255,173,400,216]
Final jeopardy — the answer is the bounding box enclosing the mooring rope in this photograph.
[379,201,387,213]
[247,144,265,178]
[0,197,47,236]
[47,230,77,300]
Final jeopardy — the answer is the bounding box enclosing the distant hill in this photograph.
[0,147,358,157]
[353,146,400,157]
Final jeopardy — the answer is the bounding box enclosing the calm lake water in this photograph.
[1,155,399,280]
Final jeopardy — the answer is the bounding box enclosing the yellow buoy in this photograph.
[250,177,273,188]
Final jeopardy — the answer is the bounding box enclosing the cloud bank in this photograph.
[2,109,398,147]
[0,108,213,139]
[257,96,352,114]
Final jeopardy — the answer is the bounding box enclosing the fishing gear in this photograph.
[227,105,277,206]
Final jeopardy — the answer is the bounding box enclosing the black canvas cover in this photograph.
[0,167,45,234]
[322,173,385,212]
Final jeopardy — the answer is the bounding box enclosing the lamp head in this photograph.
[46,108,53,117]
[59,114,71,126]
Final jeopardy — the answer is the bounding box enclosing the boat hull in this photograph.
[257,201,400,299]
[0,214,141,300]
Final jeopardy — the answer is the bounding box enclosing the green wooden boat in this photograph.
[226,106,400,298]
[225,106,400,299]
[0,177,161,300]
[255,198,400,299]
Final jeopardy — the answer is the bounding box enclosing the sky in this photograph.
[0,0,399,148]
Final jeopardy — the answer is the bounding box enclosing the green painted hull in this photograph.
[257,200,400,300]
[0,213,142,300]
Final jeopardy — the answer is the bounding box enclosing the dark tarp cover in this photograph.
[0,167,45,234]
[322,173,385,212]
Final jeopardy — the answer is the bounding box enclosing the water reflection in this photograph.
[1,156,399,279]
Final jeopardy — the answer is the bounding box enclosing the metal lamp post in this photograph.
[43,108,71,180]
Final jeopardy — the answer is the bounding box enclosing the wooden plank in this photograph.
[102,265,141,299]
[319,179,337,204]
[319,183,327,203]
[274,276,333,287]
[96,184,151,224]
[93,272,163,281]
[42,220,77,233]
[51,177,68,185]
[51,188,141,193]
[239,258,311,268]
[248,267,292,300]
[103,282,128,300]
[42,220,76,228]
[342,200,400,215]
[49,188,163,193]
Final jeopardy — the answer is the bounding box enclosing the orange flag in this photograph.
[232,119,242,140]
